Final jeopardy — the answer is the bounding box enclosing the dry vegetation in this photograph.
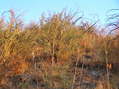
[0,10,119,89]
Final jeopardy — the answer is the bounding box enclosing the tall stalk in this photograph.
[51,39,55,65]
[105,39,111,89]
[71,49,80,89]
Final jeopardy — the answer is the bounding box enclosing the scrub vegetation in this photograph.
[0,10,119,89]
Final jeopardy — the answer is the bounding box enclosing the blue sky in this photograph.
[0,0,119,25]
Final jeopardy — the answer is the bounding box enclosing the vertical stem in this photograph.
[105,39,111,89]
[71,49,80,89]
[105,49,110,89]
[51,39,55,66]
[79,55,84,86]
[32,52,38,89]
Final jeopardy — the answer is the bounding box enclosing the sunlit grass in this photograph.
[0,10,119,89]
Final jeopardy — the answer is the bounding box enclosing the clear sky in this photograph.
[0,0,119,25]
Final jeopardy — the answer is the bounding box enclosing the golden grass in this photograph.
[0,10,118,89]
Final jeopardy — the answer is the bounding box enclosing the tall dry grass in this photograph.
[0,10,119,89]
